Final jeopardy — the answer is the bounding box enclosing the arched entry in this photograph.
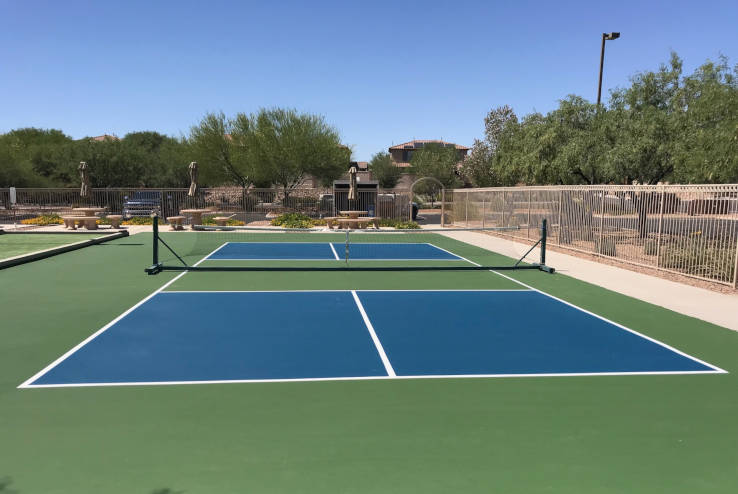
[410,177,446,226]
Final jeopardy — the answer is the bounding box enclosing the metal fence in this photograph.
[0,186,411,224]
[450,185,738,288]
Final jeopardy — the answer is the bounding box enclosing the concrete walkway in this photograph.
[442,230,738,332]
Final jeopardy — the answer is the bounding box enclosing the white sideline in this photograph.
[17,242,222,389]
[441,230,738,332]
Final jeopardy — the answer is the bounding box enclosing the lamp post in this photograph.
[597,32,620,106]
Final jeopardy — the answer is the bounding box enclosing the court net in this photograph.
[145,217,554,274]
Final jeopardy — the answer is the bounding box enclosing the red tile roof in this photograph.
[389,139,470,151]
[90,134,119,141]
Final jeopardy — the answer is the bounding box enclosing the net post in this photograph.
[345,229,350,266]
[538,218,554,273]
[145,214,163,275]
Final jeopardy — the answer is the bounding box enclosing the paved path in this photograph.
[442,230,738,332]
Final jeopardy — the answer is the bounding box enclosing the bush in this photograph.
[644,239,658,256]
[20,214,64,225]
[122,216,154,225]
[271,212,316,228]
[378,218,420,229]
[594,236,617,256]
[659,241,735,282]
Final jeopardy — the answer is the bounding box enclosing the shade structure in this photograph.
[188,161,198,197]
[78,161,90,198]
[348,163,358,202]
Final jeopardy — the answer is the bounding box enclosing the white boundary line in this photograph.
[489,270,728,374]
[203,258,466,262]
[433,239,727,374]
[23,369,722,389]
[17,242,224,389]
[201,241,462,262]
[328,243,340,260]
[161,289,530,293]
[351,290,396,377]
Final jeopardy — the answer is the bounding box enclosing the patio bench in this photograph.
[61,216,98,230]
[106,215,123,228]
[166,216,185,231]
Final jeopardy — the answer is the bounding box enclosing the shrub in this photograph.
[271,212,315,228]
[659,241,735,282]
[378,218,420,229]
[594,236,617,256]
[122,216,154,225]
[20,214,64,225]
[644,239,658,256]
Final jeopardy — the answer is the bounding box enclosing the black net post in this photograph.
[540,218,547,266]
[145,214,163,274]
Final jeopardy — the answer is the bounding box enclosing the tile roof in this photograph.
[389,139,470,151]
[90,134,119,141]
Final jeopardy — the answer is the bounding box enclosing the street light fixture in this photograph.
[597,32,620,106]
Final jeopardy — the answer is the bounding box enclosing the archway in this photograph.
[410,177,446,226]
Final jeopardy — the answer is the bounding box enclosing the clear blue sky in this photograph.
[2,0,737,161]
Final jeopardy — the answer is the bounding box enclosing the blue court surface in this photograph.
[207,242,462,260]
[24,290,722,387]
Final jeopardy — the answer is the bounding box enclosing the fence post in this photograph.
[502,191,506,227]
[465,191,469,227]
[482,196,486,228]
[732,233,738,289]
[656,186,665,268]
[527,190,532,239]
[556,190,562,245]
[441,188,445,227]
[597,188,605,254]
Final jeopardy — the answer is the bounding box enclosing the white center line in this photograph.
[351,290,396,377]
[328,242,340,260]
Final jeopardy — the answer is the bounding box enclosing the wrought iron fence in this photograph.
[450,185,738,288]
[0,186,412,224]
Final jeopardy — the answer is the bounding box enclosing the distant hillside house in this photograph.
[90,134,120,142]
[389,139,470,168]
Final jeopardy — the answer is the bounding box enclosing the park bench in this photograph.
[323,216,344,229]
[61,216,98,230]
[336,217,380,230]
[166,216,185,231]
[213,214,237,227]
[106,215,123,228]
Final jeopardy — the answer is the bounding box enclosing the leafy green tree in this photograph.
[464,105,518,187]
[369,151,401,188]
[189,112,255,188]
[233,108,349,199]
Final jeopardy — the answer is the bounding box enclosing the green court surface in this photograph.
[1,231,737,493]
[0,232,104,260]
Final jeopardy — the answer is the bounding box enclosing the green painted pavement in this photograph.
[0,232,736,493]
[0,232,104,260]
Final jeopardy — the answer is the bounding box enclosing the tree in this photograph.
[189,112,254,188]
[369,151,401,188]
[234,108,349,200]
[463,105,518,187]
[410,143,462,204]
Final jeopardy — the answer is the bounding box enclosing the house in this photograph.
[388,140,470,168]
[387,139,470,189]
[90,134,119,142]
